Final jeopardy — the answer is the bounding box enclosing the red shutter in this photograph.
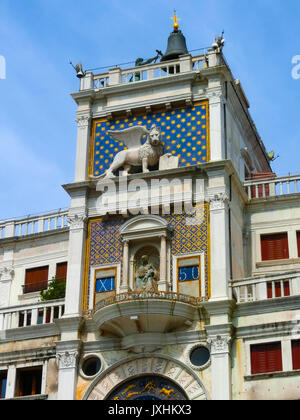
[261,233,289,261]
[56,262,68,281]
[292,340,300,370]
[297,232,300,258]
[251,342,283,375]
[25,266,49,293]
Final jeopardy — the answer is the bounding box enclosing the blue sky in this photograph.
[0,0,299,219]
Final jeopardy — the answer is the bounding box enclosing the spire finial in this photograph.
[171,10,180,31]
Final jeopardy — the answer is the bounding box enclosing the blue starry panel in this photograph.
[90,102,209,177]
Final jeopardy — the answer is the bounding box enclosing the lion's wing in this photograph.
[107,126,148,149]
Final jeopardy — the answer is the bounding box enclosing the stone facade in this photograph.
[0,37,299,401]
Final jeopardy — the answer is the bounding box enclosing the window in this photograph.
[56,262,68,281]
[0,372,7,399]
[297,232,300,258]
[292,340,300,371]
[261,233,289,261]
[250,342,283,375]
[16,367,42,397]
[24,266,49,294]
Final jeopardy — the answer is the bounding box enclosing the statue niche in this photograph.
[134,247,160,292]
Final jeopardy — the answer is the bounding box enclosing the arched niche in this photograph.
[120,216,171,292]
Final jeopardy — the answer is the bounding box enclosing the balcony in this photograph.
[0,299,65,332]
[0,208,69,240]
[90,291,207,339]
[244,174,300,200]
[231,271,300,303]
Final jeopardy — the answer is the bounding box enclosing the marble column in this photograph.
[159,235,168,291]
[207,333,232,400]
[64,213,87,317]
[121,240,129,293]
[56,341,81,400]
[209,193,231,300]
[74,114,91,182]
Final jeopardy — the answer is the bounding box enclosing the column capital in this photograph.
[0,265,14,282]
[208,193,229,211]
[57,350,79,370]
[207,335,231,355]
[68,213,87,231]
[76,114,91,130]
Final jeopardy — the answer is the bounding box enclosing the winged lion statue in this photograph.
[103,124,164,178]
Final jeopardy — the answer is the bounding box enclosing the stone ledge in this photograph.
[245,370,300,382]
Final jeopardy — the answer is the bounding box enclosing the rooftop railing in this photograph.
[0,208,69,240]
[80,51,223,92]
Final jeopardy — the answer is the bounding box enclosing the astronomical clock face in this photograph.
[107,376,188,401]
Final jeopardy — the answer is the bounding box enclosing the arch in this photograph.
[120,215,170,241]
[83,354,208,401]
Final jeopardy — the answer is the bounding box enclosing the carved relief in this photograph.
[208,193,229,211]
[208,335,231,355]
[57,351,79,369]
[84,356,208,401]
[68,214,87,231]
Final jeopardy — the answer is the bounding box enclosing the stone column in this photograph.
[74,114,91,182]
[5,365,17,399]
[207,332,232,400]
[64,213,87,317]
[0,266,14,308]
[209,193,231,300]
[56,341,81,400]
[121,240,129,293]
[207,86,225,162]
[159,235,168,291]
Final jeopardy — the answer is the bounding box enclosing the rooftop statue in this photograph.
[104,124,164,178]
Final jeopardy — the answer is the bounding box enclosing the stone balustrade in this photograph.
[0,299,65,331]
[244,175,300,199]
[0,209,69,240]
[231,271,300,303]
[81,52,216,91]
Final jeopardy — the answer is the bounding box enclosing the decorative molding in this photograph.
[208,193,230,211]
[83,354,208,401]
[57,350,79,370]
[207,335,231,355]
[76,115,91,130]
[0,266,14,282]
[68,214,87,231]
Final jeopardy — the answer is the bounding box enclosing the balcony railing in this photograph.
[80,51,224,92]
[244,175,300,200]
[0,299,65,331]
[92,290,208,314]
[0,208,69,240]
[22,278,66,295]
[231,271,300,303]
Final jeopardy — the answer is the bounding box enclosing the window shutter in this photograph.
[56,262,68,281]
[292,340,300,371]
[261,233,289,261]
[251,342,283,375]
[297,232,300,258]
[25,266,49,293]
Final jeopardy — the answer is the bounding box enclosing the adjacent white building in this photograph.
[0,19,300,401]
